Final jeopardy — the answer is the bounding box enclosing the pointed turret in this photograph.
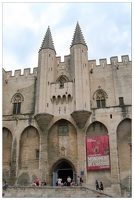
[70,22,91,128]
[39,26,56,53]
[70,22,87,48]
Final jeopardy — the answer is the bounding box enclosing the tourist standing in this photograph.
[77,176,80,186]
[67,176,71,186]
[57,178,62,186]
[95,180,99,190]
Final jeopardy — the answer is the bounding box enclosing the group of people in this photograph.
[95,180,104,191]
[56,176,83,187]
[31,178,47,186]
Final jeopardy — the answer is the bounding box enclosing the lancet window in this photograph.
[93,88,108,108]
[11,93,24,114]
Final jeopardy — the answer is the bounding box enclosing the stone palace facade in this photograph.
[2,22,132,197]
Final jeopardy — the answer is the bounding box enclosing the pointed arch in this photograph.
[11,92,24,103]
[48,118,77,181]
[56,75,69,88]
[19,126,40,170]
[86,121,108,136]
[51,157,76,173]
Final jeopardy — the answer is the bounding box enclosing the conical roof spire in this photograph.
[70,22,87,48]
[39,26,56,53]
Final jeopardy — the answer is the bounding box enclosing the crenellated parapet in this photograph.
[3,67,38,83]
[89,55,131,73]
[56,54,70,69]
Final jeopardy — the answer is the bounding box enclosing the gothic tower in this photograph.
[35,26,56,131]
[70,22,91,129]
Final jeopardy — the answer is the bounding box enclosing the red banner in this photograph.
[86,136,110,170]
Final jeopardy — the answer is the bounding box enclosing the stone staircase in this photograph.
[2,186,114,198]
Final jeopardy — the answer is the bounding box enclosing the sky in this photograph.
[2,1,132,74]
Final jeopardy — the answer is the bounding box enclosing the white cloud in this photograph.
[2,2,131,72]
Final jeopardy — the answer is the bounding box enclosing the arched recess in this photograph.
[86,121,111,186]
[19,126,40,170]
[86,121,108,136]
[2,127,13,181]
[51,158,76,186]
[117,118,131,192]
[56,75,69,88]
[48,119,77,185]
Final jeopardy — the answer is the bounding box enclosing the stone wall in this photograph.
[2,186,113,198]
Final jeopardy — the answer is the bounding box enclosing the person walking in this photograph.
[95,180,99,190]
[99,181,104,191]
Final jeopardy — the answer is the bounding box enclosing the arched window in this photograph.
[96,91,106,108]
[93,88,108,108]
[56,75,69,88]
[11,93,24,114]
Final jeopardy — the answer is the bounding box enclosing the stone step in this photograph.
[2,186,114,198]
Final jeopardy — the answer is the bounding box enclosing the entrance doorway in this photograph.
[58,169,73,183]
[52,160,75,186]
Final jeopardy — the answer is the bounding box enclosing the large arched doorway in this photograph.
[51,159,76,186]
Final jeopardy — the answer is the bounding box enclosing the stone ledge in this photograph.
[2,186,114,198]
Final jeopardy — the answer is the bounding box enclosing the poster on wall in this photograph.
[86,136,110,170]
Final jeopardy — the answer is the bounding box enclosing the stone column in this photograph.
[39,130,48,184]
[76,128,87,183]
[109,131,121,197]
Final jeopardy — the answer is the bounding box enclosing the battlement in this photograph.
[88,55,131,70]
[3,55,131,81]
[3,67,38,82]
[56,55,70,64]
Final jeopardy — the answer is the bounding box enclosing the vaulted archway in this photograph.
[51,158,76,186]
[48,119,77,185]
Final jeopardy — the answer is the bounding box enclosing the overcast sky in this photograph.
[2,1,132,74]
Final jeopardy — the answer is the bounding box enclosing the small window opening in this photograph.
[36,149,39,159]
[119,97,124,106]
[58,121,68,135]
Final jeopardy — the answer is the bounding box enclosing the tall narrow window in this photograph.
[12,93,24,115]
[119,97,124,106]
[96,92,106,108]
[36,149,39,159]
[13,95,21,114]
